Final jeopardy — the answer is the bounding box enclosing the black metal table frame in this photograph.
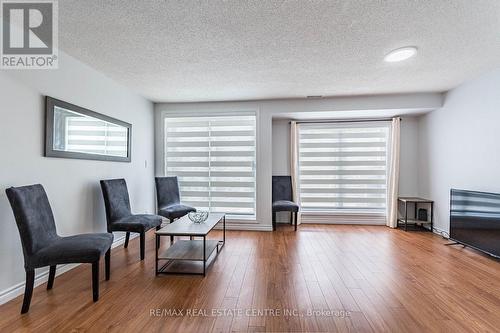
[399,199,434,232]
[155,215,225,276]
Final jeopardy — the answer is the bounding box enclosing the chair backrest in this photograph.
[155,176,181,209]
[5,184,59,257]
[272,176,293,202]
[100,179,132,227]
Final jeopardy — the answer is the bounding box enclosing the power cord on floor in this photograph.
[433,228,450,239]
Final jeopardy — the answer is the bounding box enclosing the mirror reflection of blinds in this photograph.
[164,113,256,217]
[65,117,128,156]
[298,122,389,214]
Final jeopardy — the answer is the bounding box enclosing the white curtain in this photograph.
[387,117,401,228]
[290,121,301,224]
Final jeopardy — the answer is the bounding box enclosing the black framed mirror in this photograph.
[45,97,132,162]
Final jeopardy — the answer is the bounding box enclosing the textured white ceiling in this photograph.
[59,1,500,102]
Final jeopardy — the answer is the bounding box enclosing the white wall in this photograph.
[155,93,442,231]
[271,119,290,176]
[399,117,420,196]
[418,68,500,233]
[0,51,155,302]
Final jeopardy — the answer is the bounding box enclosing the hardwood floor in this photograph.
[1,225,500,332]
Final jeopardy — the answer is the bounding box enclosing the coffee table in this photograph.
[155,213,225,276]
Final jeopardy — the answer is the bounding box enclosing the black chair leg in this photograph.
[294,212,298,231]
[124,232,130,248]
[290,212,293,225]
[21,269,35,314]
[105,248,110,281]
[92,261,99,302]
[169,218,174,244]
[272,211,277,231]
[47,265,56,290]
[140,232,145,260]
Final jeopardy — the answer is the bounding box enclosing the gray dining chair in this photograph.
[155,176,196,242]
[272,176,299,231]
[5,184,113,314]
[100,179,162,260]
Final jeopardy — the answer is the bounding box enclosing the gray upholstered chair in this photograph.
[272,176,299,231]
[100,179,162,260]
[155,177,196,242]
[5,184,113,314]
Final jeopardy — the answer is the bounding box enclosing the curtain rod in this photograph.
[289,117,399,124]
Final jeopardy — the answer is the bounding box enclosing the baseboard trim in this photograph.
[0,233,132,306]
[214,223,273,231]
[299,212,386,225]
[300,220,386,225]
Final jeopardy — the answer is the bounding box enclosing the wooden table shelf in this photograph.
[158,240,220,261]
[155,213,226,276]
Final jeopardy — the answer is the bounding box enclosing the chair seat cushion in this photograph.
[29,233,113,268]
[272,200,299,212]
[158,204,196,220]
[111,214,162,233]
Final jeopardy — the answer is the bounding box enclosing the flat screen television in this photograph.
[450,189,500,258]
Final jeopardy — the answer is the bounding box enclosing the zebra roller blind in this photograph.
[164,113,256,218]
[298,122,390,214]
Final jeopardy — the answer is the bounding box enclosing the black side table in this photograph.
[397,197,434,232]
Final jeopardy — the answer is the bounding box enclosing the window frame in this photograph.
[161,109,260,223]
[297,120,391,220]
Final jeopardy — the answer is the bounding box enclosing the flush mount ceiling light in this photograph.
[384,46,418,63]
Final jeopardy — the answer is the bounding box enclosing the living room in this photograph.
[0,1,499,332]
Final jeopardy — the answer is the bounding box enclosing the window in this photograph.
[164,112,256,218]
[298,122,389,216]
